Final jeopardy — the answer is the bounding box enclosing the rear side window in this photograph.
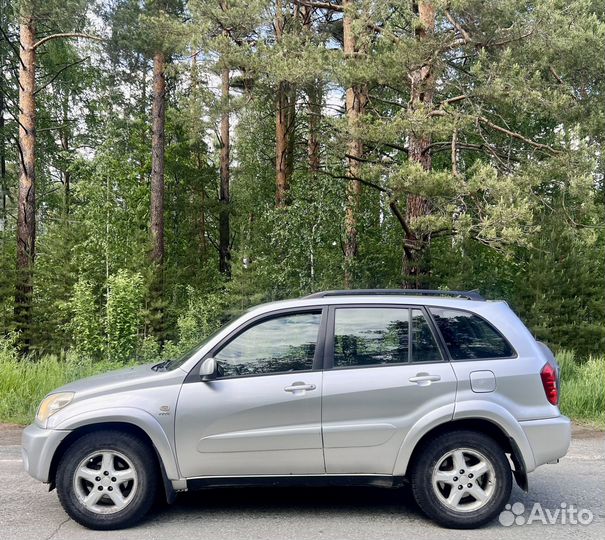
[333,308,410,367]
[429,307,515,360]
[332,307,442,367]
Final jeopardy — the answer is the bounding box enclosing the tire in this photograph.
[56,430,159,530]
[410,430,512,529]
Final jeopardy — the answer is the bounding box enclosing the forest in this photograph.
[0,0,603,377]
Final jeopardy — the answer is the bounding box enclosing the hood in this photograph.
[53,363,182,398]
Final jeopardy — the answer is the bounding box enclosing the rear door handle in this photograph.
[409,373,441,386]
[284,381,316,394]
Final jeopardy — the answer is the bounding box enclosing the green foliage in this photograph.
[0,337,136,425]
[176,286,228,350]
[557,350,605,424]
[67,278,104,360]
[106,270,144,363]
[0,0,603,366]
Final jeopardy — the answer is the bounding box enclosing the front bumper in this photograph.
[21,423,71,483]
[520,415,571,471]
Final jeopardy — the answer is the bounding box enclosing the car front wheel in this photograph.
[410,430,512,528]
[56,430,158,530]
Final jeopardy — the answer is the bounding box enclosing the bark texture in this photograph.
[150,50,166,267]
[403,1,436,288]
[274,1,295,207]
[15,18,36,344]
[302,4,321,176]
[343,0,368,288]
[61,96,70,216]
[219,66,231,275]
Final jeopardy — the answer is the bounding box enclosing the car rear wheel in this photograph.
[410,430,512,528]
[56,430,158,530]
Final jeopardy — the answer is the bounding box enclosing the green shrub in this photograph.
[68,278,104,360]
[106,270,144,363]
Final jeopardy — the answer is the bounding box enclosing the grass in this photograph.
[0,339,602,426]
[0,341,134,425]
[557,350,605,426]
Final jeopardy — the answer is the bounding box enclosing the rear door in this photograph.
[321,305,457,474]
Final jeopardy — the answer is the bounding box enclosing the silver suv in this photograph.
[22,290,571,530]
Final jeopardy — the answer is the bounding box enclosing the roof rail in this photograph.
[304,289,485,301]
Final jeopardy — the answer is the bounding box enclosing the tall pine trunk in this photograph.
[0,91,6,229]
[150,51,166,267]
[219,66,231,275]
[343,0,367,288]
[150,50,166,338]
[302,6,320,176]
[61,96,70,217]
[274,1,294,208]
[15,17,36,349]
[403,0,436,288]
[306,82,321,176]
[275,85,293,207]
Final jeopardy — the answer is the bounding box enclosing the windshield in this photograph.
[162,317,239,371]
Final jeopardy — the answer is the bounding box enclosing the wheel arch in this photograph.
[400,418,529,492]
[48,420,178,503]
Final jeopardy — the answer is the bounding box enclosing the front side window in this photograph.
[214,312,321,377]
[429,307,515,360]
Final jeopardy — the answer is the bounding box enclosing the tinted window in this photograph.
[215,312,321,377]
[429,308,515,360]
[333,308,410,367]
[411,309,442,362]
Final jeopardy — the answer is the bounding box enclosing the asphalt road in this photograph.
[0,424,603,540]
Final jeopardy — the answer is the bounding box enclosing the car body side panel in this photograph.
[451,357,560,422]
[53,407,181,480]
[391,403,456,476]
[175,372,325,478]
[322,362,457,474]
[452,399,537,471]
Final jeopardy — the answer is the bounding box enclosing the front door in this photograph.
[175,309,326,478]
[321,305,458,474]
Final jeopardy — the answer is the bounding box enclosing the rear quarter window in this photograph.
[429,307,515,360]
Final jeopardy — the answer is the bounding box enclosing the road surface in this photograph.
[0,424,603,540]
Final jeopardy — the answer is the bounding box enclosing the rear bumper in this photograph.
[21,423,71,483]
[519,415,571,471]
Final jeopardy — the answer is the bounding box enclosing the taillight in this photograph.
[540,363,559,405]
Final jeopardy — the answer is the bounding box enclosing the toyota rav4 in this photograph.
[22,289,571,530]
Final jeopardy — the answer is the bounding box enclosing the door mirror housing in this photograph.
[200,357,217,381]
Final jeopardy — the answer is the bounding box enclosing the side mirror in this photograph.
[200,357,217,381]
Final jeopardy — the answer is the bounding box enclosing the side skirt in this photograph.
[187,475,405,491]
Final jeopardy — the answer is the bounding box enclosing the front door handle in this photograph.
[284,381,316,394]
[409,373,441,386]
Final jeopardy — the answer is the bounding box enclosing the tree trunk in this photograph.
[343,0,368,288]
[302,5,321,176]
[0,91,6,230]
[274,1,294,208]
[275,85,293,207]
[60,96,70,217]
[403,1,436,288]
[15,17,36,348]
[219,66,231,276]
[306,82,321,176]
[150,50,166,267]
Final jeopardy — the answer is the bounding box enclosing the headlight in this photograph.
[36,392,74,426]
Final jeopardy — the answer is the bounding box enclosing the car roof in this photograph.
[247,293,505,317]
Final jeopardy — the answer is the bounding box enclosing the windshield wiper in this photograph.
[151,360,171,371]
